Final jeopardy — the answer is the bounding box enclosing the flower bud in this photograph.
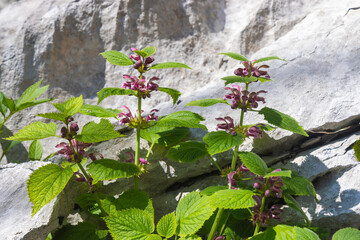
[61,127,68,138]
[145,56,155,65]
[265,189,271,197]
[70,123,79,132]
[253,182,262,189]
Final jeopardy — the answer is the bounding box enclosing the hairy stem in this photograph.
[207,208,225,240]
[134,95,142,190]
[209,155,222,172]
[145,141,155,161]
[253,195,266,235]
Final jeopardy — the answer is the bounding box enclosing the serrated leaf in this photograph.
[259,107,308,136]
[258,77,273,83]
[222,76,258,85]
[282,172,316,198]
[16,98,53,111]
[141,46,156,57]
[218,52,249,62]
[5,121,57,141]
[97,88,137,103]
[210,189,256,209]
[200,186,228,196]
[52,96,83,117]
[157,212,177,238]
[52,222,107,240]
[150,62,191,70]
[332,228,360,240]
[167,141,208,163]
[75,119,123,143]
[186,98,228,107]
[294,226,320,240]
[80,104,121,118]
[87,159,140,184]
[158,87,181,105]
[76,193,111,216]
[238,152,268,176]
[37,112,68,122]
[133,50,149,58]
[15,79,49,107]
[253,56,286,64]
[146,234,162,240]
[264,170,292,178]
[176,192,215,237]
[27,164,73,215]
[273,225,295,240]
[29,140,43,161]
[203,131,244,155]
[353,139,360,161]
[156,111,206,130]
[0,91,8,117]
[283,193,310,225]
[179,236,202,240]
[100,50,134,66]
[2,96,15,112]
[116,189,154,219]
[105,208,154,240]
[141,125,189,146]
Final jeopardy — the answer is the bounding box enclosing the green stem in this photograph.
[209,155,222,172]
[134,95,142,190]
[207,208,225,240]
[0,113,12,130]
[219,211,231,235]
[145,141,155,161]
[230,146,239,171]
[253,195,266,235]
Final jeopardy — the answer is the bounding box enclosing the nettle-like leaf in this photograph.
[15,79,49,107]
[29,140,43,161]
[6,122,57,141]
[75,119,123,143]
[141,125,189,147]
[353,139,360,161]
[105,208,154,240]
[52,95,83,117]
[157,212,177,238]
[332,228,360,240]
[186,98,228,107]
[150,62,192,70]
[133,50,149,58]
[76,193,113,216]
[116,189,154,219]
[2,95,15,112]
[259,107,308,137]
[250,225,319,240]
[203,131,244,155]
[156,111,207,130]
[222,76,258,85]
[200,186,228,196]
[282,172,316,198]
[264,170,292,178]
[218,52,249,62]
[158,87,181,105]
[238,152,268,176]
[283,193,310,225]
[52,222,107,240]
[0,91,8,117]
[80,104,121,118]
[210,189,256,209]
[0,140,20,159]
[100,50,134,66]
[179,235,202,240]
[27,164,73,215]
[87,159,140,184]
[167,141,208,163]
[16,98,53,112]
[253,56,286,64]
[176,192,215,237]
[37,112,68,122]
[141,46,156,57]
[146,234,162,240]
[257,77,273,83]
[97,88,137,103]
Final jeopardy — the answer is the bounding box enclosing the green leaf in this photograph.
[141,46,156,57]
[37,112,68,122]
[146,235,162,240]
[52,96,83,117]
[75,119,123,143]
[203,131,244,155]
[116,189,154,219]
[133,50,149,58]
[238,152,268,176]
[87,159,140,184]
[105,208,154,240]
[179,236,202,240]
[80,104,121,118]
[157,212,177,238]
[5,122,57,141]
[150,62,192,70]
[100,50,134,66]
[141,125,189,146]
[258,77,273,83]
[158,87,181,105]
[156,111,207,130]
[27,164,73,215]
[264,170,292,178]
[253,56,286,64]
[218,52,249,62]
[294,226,320,240]
[15,79,49,107]
[167,141,208,163]
[97,88,137,103]
[283,193,310,225]
[76,193,111,216]
[200,186,228,196]
[353,139,360,161]
[332,228,360,240]
[0,140,21,159]
[0,91,8,117]
[16,98,53,111]
[186,98,228,107]
[282,172,316,198]
[52,222,107,240]
[222,76,258,85]
[2,96,15,112]
[29,140,43,161]
[176,192,215,237]
[259,107,308,136]
[210,189,256,209]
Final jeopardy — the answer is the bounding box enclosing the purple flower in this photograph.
[246,125,263,139]
[234,60,271,79]
[228,171,237,189]
[223,85,266,111]
[125,151,148,165]
[118,106,159,129]
[122,75,159,99]
[216,116,237,135]
[56,139,92,162]
[267,204,283,221]
[129,47,155,72]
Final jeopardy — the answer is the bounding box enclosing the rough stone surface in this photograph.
[0,0,360,239]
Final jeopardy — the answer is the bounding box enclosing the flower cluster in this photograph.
[252,195,283,226]
[129,48,155,73]
[227,164,250,189]
[125,151,148,165]
[118,105,159,129]
[223,85,266,111]
[234,60,270,79]
[122,75,159,99]
[56,139,92,162]
[216,116,238,135]
[60,121,79,140]
[245,124,265,139]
